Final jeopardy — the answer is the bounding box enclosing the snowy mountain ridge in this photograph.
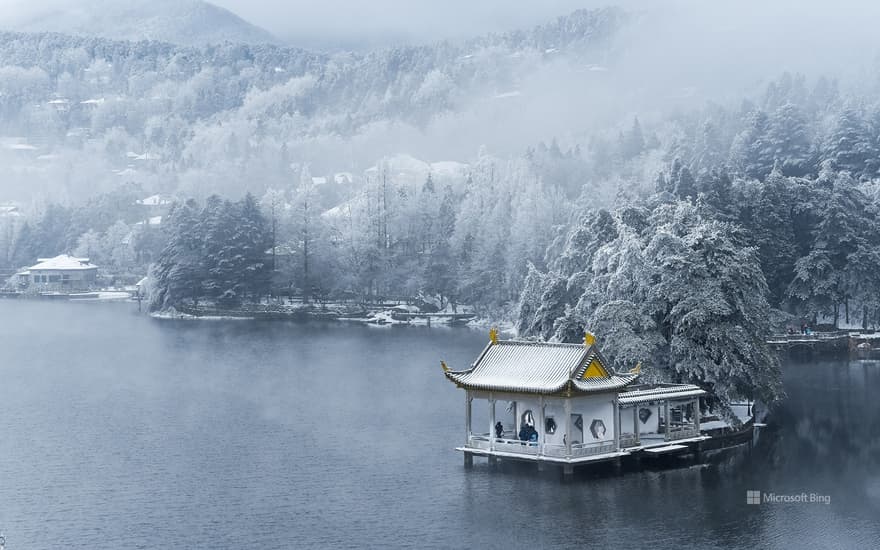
[3,0,279,46]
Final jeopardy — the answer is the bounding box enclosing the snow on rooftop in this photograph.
[494,91,522,99]
[135,216,163,227]
[430,161,469,177]
[137,194,170,206]
[334,172,353,184]
[29,255,97,271]
[80,98,105,105]
[6,143,37,151]
[321,202,350,219]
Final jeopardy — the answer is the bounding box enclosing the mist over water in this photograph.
[0,301,877,549]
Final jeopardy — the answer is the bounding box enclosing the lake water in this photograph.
[0,300,878,549]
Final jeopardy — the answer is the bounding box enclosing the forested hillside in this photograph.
[518,73,880,408]
[0,7,622,199]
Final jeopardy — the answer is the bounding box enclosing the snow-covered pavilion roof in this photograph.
[618,384,706,405]
[29,255,98,271]
[445,339,638,395]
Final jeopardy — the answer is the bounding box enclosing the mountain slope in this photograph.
[7,0,279,45]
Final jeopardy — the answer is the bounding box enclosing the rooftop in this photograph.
[136,194,170,206]
[29,255,98,271]
[618,383,707,406]
[445,337,638,395]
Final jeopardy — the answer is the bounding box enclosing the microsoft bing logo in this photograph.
[746,490,761,505]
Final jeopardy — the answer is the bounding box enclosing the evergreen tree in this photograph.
[767,103,812,177]
[729,110,773,180]
[619,116,645,160]
[749,169,798,306]
[150,200,205,311]
[673,164,698,200]
[787,169,869,324]
[237,193,272,300]
[822,108,878,179]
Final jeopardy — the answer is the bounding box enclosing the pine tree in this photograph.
[619,116,645,160]
[150,200,205,311]
[750,169,798,306]
[673,164,698,200]
[237,193,272,300]
[787,169,868,324]
[822,108,878,179]
[729,110,773,180]
[767,103,812,177]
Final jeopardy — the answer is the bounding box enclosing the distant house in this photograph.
[334,172,354,185]
[136,194,171,207]
[17,255,98,291]
[134,216,163,228]
[0,204,22,218]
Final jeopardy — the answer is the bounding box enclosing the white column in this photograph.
[633,407,640,445]
[465,390,472,445]
[613,396,620,451]
[489,393,496,451]
[694,398,701,433]
[512,401,517,437]
[537,395,545,456]
[664,401,670,442]
[564,398,572,457]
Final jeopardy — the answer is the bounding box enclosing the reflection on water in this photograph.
[0,301,878,549]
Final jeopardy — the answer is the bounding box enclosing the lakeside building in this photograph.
[443,331,708,476]
[17,255,99,291]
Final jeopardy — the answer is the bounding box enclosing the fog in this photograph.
[2,0,880,201]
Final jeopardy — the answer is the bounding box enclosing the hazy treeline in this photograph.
[518,72,880,408]
[0,8,620,199]
[0,184,164,277]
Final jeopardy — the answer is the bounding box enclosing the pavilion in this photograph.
[443,330,708,476]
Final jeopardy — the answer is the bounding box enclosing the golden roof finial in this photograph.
[441,360,450,373]
[629,362,642,374]
[489,327,499,344]
[584,331,596,347]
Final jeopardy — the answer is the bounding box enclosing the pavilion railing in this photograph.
[467,435,541,455]
[467,435,491,451]
[619,433,639,448]
[571,441,616,457]
[666,426,700,441]
[467,435,617,458]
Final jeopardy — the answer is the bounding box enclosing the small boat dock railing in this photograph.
[467,434,616,459]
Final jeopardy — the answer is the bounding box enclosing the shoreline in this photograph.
[149,303,488,328]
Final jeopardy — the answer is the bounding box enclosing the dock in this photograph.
[767,330,880,355]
